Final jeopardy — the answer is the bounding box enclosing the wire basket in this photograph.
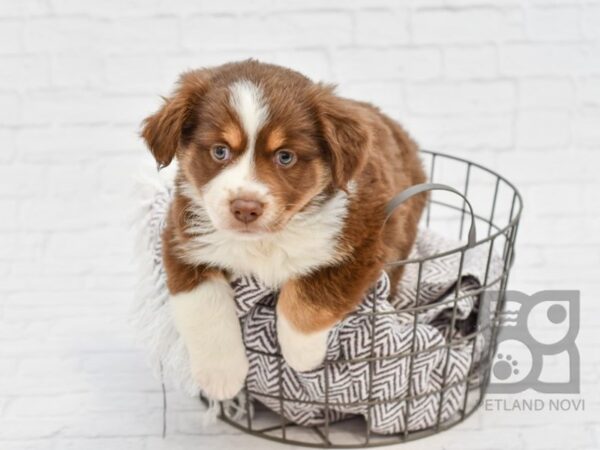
[209,150,523,448]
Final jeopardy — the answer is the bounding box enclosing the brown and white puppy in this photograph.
[141,60,426,400]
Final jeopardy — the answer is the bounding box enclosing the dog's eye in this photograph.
[210,144,231,162]
[274,149,297,168]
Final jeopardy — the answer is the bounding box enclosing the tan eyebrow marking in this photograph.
[222,123,243,149]
[266,126,286,152]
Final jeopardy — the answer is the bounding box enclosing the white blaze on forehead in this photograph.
[224,80,270,193]
[229,80,269,149]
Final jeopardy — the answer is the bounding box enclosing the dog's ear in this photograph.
[141,69,211,168]
[312,84,372,190]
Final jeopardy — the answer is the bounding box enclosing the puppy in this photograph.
[141,60,426,400]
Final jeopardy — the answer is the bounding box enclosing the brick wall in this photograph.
[0,1,598,449]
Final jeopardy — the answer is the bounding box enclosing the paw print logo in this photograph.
[493,353,519,380]
[487,290,579,394]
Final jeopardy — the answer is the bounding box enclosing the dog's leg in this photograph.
[276,281,333,372]
[170,274,248,400]
[276,258,383,372]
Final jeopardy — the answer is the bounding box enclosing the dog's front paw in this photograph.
[277,312,329,372]
[191,350,249,400]
[171,277,249,400]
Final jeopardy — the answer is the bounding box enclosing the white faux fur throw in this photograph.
[131,162,201,396]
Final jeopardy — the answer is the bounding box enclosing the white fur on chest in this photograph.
[178,187,350,287]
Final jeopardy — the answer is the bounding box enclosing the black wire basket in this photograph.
[208,150,523,448]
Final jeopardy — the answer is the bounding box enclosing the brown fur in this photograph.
[278,101,427,331]
[141,60,426,333]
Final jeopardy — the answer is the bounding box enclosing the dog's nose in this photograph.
[230,198,263,224]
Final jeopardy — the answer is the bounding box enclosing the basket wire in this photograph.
[208,150,523,448]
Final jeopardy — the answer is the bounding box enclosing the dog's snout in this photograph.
[230,198,263,224]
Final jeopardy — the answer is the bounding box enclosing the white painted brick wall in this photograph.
[1,1,599,449]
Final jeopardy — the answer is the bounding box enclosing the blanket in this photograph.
[131,166,501,434]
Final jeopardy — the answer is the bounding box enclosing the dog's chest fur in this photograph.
[178,186,350,288]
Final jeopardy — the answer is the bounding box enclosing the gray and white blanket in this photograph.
[132,166,501,434]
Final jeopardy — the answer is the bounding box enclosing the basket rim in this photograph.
[385,149,523,267]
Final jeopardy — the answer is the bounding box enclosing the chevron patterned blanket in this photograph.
[132,166,501,435]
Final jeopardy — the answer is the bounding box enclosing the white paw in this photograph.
[192,351,249,400]
[277,311,330,372]
[170,278,249,400]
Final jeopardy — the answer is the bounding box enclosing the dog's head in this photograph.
[142,60,371,236]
